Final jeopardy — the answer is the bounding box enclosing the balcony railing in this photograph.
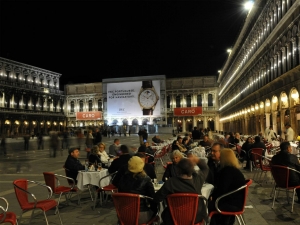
[0,107,65,116]
[0,79,64,95]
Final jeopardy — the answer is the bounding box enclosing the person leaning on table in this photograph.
[118,156,158,224]
[153,156,209,225]
[64,147,85,183]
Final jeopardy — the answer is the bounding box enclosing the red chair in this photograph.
[167,193,207,225]
[271,165,300,212]
[250,148,264,179]
[43,172,78,213]
[93,171,118,210]
[13,179,63,225]
[0,197,18,225]
[208,179,252,225]
[112,193,159,225]
[251,152,271,185]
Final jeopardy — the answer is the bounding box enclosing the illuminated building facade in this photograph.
[0,57,65,136]
[218,0,300,137]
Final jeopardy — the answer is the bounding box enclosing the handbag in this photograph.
[85,147,91,152]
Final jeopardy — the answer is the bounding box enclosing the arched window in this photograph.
[186,95,191,107]
[98,100,102,111]
[208,94,213,106]
[88,100,93,111]
[79,100,83,112]
[167,96,171,108]
[70,101,74,113]
[197,95,202,106]
[176,96,181,108]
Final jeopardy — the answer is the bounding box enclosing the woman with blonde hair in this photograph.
[208,149,245,225]
[162,150,184,182]
[97,142,110,167]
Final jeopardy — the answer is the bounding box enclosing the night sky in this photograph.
[0,0,248,88]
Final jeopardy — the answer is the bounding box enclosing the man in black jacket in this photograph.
[272,142,300,202]
[108,145,132,173]
[64,147,85,183]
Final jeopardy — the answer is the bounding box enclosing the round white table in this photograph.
[76,169,110,190]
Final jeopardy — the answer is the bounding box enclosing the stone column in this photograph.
[182,117,186,133]
[193,116,196,128]
[204,116,208,130]
[272,111,278,134]
[290,107,296,139]
[265,113,271,128]
[281,109,286,140]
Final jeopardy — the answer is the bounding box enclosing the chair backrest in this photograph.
[13,179,30,209]
[167,193,200,225]
[242,179,252,211]
[250,148,264,155]
[112,193,140,225]
[271,165,289,188]
[43,172,56,192]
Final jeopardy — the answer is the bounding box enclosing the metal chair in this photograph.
[13,179,63,225]
[208,179,252,225]
[43,172,78,213]
[93,171,118,210]
[167,193,207,225]
[0,197,18,225]
[112,193,159,225]
[271,165,300,212]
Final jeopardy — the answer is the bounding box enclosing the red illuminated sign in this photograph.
[76,111,102,120]
[173,107,202,116]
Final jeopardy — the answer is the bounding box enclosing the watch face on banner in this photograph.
[107,80,161,117]
[139,89,157,108]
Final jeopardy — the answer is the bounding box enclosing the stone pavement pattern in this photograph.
[1,133,300,224]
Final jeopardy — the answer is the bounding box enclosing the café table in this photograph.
[76,169,110,191]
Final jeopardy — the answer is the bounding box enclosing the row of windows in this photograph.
[166,94,214,108]
[70,100,102,112]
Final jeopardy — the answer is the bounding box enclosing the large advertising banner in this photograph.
[107,80,161,116]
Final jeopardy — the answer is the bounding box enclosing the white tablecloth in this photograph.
[190,147,206,157]
[76,169,110,190]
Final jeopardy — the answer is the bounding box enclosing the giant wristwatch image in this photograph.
[138,81,159,115]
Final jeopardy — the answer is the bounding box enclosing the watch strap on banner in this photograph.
[143,109,153,115]
[142,81,153,88]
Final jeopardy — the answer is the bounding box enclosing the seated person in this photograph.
[108,139,120,156]
[199,135,212,148]
[88,145,101,165]
[97,142,111,168]
[136,152,156,179]
[272,142,300,202]
[206,143,222,185]
[162,150,184,182]
[234,133,244,146]
[182,137,192,150]
[250,136,266,155]
[152,135,164,144]
[64,147,85,183]
[208,149,245,225]
[138,142,154,163]
[108,144,132,173]
[118,156,157,224]
[171,137,187,152]
[241,137,253,169]
[154,157,209,225]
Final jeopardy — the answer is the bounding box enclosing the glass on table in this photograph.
[98,163,102,171]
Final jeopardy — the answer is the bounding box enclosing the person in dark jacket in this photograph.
[241,137,253,169]
[135,152,156,179]
[250,136,266,155]
[152,135,164,144]
[162,150,184,182]
[138,143,154,163]
[192,127,201,141]
[154,157,209,225]
[93,128,102,145]
[208,149,245,225]
[272,142,300,202]
[206,143,222,185]
[88,145,101,166]
[108,144,132,173]
[118,156,157,224]
[64,147,85,183]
